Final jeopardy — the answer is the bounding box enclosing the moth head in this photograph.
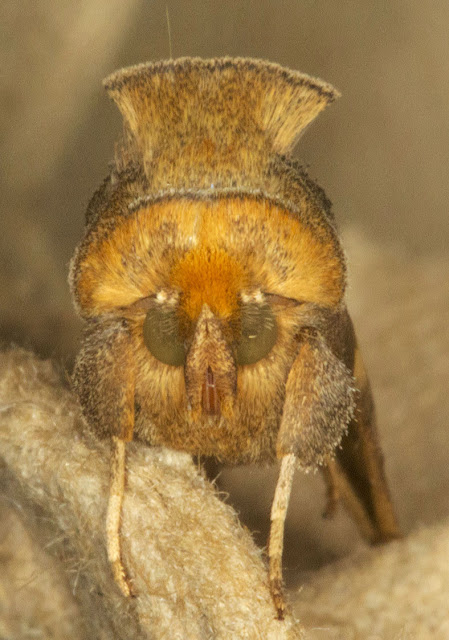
[72,196,346,434]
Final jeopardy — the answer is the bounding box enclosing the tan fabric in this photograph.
[0,347,302,639]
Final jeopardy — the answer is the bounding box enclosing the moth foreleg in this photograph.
[268,453,296,620]
[276,332,356,466]
[73,319,135,596]
[269,333,355,616]
[107,435,132,596]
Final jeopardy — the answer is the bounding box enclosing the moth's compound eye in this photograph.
[143,306,186,366]
[235,303,277,365]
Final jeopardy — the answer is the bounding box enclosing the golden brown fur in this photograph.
[72,196,346,462]
[73,197,344,317]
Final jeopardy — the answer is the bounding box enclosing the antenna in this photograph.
[166,5,173,59]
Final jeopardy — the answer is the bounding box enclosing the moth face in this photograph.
[121,239,301,424]
[72,196,345,448]
[139,283,285,420]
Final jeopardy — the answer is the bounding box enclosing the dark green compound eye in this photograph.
[235,303,278,365]
[143,305,186,366]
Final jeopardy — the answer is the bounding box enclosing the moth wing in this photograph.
[324,342,402,542]
[277,310,401,543]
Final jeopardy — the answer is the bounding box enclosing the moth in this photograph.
[70,57,401,620]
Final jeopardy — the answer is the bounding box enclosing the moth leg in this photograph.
[322,461,339,519]
[324,347,402,543]
[107,435,132,596]
[105,342,135,597]
[276,332,356,468]
[323,457,378,540]
[72,319,136,595]
[272,332,355,615]
[268,453,296,620]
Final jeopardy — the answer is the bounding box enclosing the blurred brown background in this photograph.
[1,0,448,361]
[1,0,448,625]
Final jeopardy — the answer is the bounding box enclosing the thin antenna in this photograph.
[166,5,173,59]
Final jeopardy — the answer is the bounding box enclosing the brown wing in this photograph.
[323,311,401,543]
